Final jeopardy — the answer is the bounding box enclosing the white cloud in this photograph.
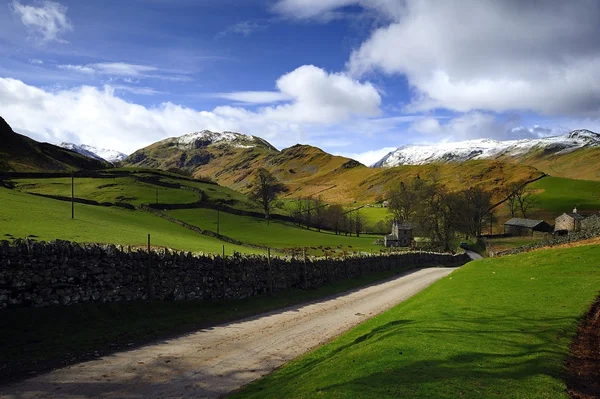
[58,62,191,82]
[58,64,95,74]
[0,66,381,153]
[344,1,600,117]
[213,91,292,104]
[28,58,44,65]
[217,20,265,38]
[11,0,72,44]
[272,0,359,20]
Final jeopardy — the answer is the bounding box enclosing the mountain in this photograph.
[373,130,600,172]
[59,143,128,164]
[0,117,110,173]
[123,129,543,204]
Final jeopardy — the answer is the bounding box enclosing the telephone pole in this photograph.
[71,173,74,219]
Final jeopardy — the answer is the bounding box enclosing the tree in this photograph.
[504,182,520,218]
[324,204,344,234]
[313,196,326,232]
[249,168,287,224]
[454,186,493,237]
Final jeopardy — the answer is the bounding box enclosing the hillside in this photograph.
[124,130,543,204]
[0,117,109,172]
[374,129,600,181]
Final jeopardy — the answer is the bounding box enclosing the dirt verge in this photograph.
[566,295,600,399]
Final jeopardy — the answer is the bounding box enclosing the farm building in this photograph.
[384,221,413,247]
[555,208,584,233]
[504,218,553,237]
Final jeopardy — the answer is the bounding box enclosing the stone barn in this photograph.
[384,221,413,247]
[504,218,553,237]
[555,208,584,233]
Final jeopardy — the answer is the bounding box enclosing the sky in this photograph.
[1,0,600,165]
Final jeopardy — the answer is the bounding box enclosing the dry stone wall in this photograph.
[0,239,469,310]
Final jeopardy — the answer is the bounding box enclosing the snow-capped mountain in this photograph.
[59,143,128,164]
[160,130,277,151]
[372,129,600,168]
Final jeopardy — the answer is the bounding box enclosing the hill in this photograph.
[0,117,109,172]
[123,130,543,204]
[373,129,600,181]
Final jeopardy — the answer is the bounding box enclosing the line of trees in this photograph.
[386,176,495,251]
[289,197,365,236]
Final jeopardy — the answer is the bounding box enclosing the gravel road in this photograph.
[1,267,457,399]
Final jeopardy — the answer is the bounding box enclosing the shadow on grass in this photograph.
[237,312,577,398]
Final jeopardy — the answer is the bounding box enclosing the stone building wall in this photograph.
[0,240,469,310]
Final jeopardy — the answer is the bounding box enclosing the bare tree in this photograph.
[249,168,287,224]
[516,187,537,218]
[324,204,344,234]
[354,209,364,237]
[503,182,521,218]
[313,196,326,232]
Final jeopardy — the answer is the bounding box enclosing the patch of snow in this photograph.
[164,130,258,149]
[59,143,128,164]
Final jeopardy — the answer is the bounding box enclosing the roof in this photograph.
[564,213,585,220]
[504,218,545,229]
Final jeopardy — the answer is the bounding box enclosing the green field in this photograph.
[11,171,261,211]
[0,187,260,255]
[13,176,199,206]
[169,208,385,255]
[234,244,600,398]
[530,176,600,216]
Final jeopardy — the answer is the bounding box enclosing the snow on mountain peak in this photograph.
[164,130,268,150]
[372,129,600,168]
[59,143,128,164]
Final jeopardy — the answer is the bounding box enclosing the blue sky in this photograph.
[1,0,600,165]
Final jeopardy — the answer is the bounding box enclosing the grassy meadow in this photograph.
[233,244,600,399]
[169,208,384,255]
[529,176,600,217]
[0,187,260,255]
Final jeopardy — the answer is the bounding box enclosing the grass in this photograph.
[233,244,600,398]
[530,176,600,217]
[169,208,385,256]
[12,176,199,206]
[0,267,417,383]
[0,187,260,255]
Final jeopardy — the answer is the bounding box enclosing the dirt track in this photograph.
[1,267,457,399]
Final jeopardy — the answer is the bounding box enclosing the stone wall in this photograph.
[0,239,469,310]
[489,227,600,257]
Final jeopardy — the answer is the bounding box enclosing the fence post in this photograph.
[268,248,273,295]
[147,234,154,300]
[303,247,308,289]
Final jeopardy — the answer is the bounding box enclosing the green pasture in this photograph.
[12,176,198,206]
[0,187,260,255]
[169,208,385,256]
[234,244,600,398]
[530,176,600,216]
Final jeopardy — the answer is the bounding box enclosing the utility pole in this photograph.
[71,173,74,219]
[217,209,220,235]
[156,188,158,204]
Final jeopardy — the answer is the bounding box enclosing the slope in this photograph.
[0,117,109,172]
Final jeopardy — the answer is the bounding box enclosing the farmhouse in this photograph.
[504,218,553,237]
[555,208,584,233]
[384,220,413,247]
